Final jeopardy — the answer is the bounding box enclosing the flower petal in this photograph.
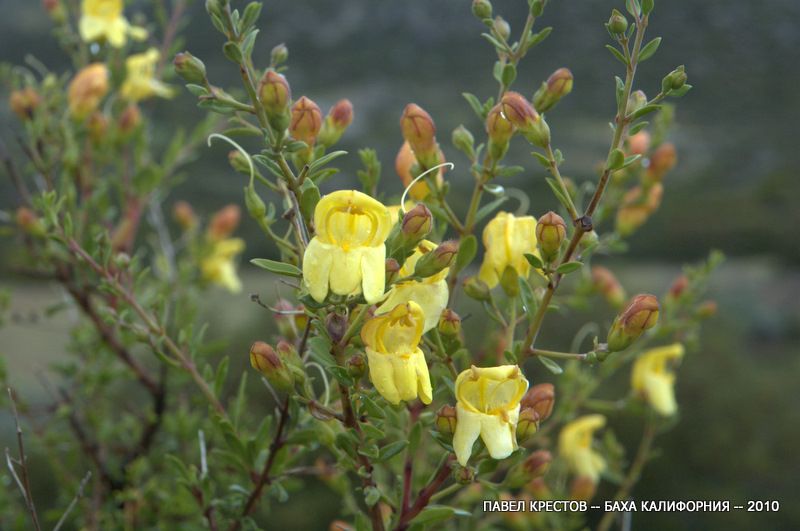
[302,238,333,303]
[453,405,482,466]
[367,348,400,405]
[360,245,386,304]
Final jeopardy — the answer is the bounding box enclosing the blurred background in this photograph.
[1,0,799,529]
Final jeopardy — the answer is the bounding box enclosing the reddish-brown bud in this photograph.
[615,183,663,236]
[627,130,651,156]
[570,475,597,501]
[607,294,660,352]
[395,141,444,200]
[500,91,539,130]
[438,309,461,337]
[646,142,677,182]
[9,87,40,120]
[591,266,626,308]
[533,68,574,113]
[15,207,44,237]
[414,240,458,277]
[318,99,354,147]
[68,63,109,119]
[172,200,197,230]
[325,312,348,344]
[290,96,322,145]
[250,341,294,391]
[520,383,555,422]
[385,258,401,284]
[207,204,241,240]
[401,203,433,244]
[523,450,552,479]
[435,404,457,435]
[258,70,291,114]
[515,407,540,442]
[400,103,438,164]
[668,274,689,300]
[486,103,514,144]
[696,300,718,319]
[118,104,141,135]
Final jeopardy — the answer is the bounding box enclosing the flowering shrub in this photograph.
[1,0,721,529]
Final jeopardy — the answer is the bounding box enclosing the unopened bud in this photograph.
[250,341,294,391]
[527,477,552,499]
[228,150,252,175]
[696,300,717,319]
[463,276,491,302]
[521,383,555,422]
[435,405,458,435]
[500,91,539,130]
[207,204,241,240]
[454,464,474,484]
[15,207,45,237]
[627,130,651,156]
[400,104,438,166]
[270,43,288,66]
[471,0,492,20]
[486,104,513,160]
[579,229,600,252]
[507,449,551,487]
[346,354,367,379]
[516,407,540,442]
[570,475,597,501]
[244,183,268,221]
[385,258,401,284]
[325,312,348,344]
[668,274,689,300]
[172,201,197,230]
[533,68,574,113]
[68,63,109,119]
[395,141,444,200]
[438,309,461,337]
[258,70,291,115]
[607,294,660,352]
[522,115,551,148]
[615,183,663,236]
[318,99,354,147]
[118,104,141,135]
[9,87,40,120]
[290,96,322,146]
[401,203,432,244]
[493,16,510,41]
[414,240,458,277]
[628,90,648,115]
[591,266,626,308]
[646,142,677,183]
[87,112,108,144]
[276,339,306,383]
[535,211,567,262]
[451,125,474,157]
[273,299,298,338]
[663,65,687,92]
[608,9,628,35]
[173,52,206,84]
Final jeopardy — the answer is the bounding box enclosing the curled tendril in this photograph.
[400,162,455,214]
[305,361,331,406]
[207,133,255,187]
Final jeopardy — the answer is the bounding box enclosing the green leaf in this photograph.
[606,148,625,170]
[222,42,243,63]
[524,253,544,270]
[501,63,517,87]
[605,45,628,66]
[250,258,302,277]
[377,441,408,462]
[364,486,381,507]
[638,37,661,62]
[525,26,552,51]
[622,154,642,168]
[641,0,655,15]
[299,181,320,222]
[556,261,583,275]
[544,177,573,213]
[474,196,508,224]
[307,336,335,367]
[214,356,229,397]
[462,92,484,120]
[531,151,550,168]
[630,104,662,120]
[308,150,347,172]
[185,84,208,97]
[669,83,692,97]
[625,0,641,17]
[615,76,625,109]
[538,355,563,374]
[518,277,537,314]
[628,121,649,135]
[453,235,477,274]
[359,394,386,419]
[482,33,509,53]
[496,165,525,178]
[239,1,262,32]
[412,505,468,525]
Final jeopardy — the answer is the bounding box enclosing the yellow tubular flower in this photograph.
[201,238,245,293]
[376,240,449,332]
[79,0,147,48]
[631,343,685,416]
[453,365,529,466]
[558,415,606,483]
[120,49,175,102]
[361,301,432,405]
[478,211,541,288]
[303,190,393,304]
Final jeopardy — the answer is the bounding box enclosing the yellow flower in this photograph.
[361,301,432,405]
[478,211,541,288]
[558,414,606,483]
[376,240,449,332]
[68,63,109,119]
[120,48,175,102]
[631,343,684,416]
[201,238,245,293]
[453,365,529,466]
[302,190,393,304]
[79,0,147,48]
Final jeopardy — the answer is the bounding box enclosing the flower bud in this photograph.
[258,70,291,115]
[207,204,241,240]
[118,104,141,136]
[535,211,567,262]
[325,312,348,344]
[250,341,294,391]
[696,300,717,319]
[15,207,45,237]
[471,0,492,20]
[270,43,289,66]
[533,67,574,113]
[68,63,109,119]
[663,65,687,92]
[435,404,458,435]
[244,183,268,222]
[318,99,354,147]
[346,353,367,379]
[290,96,322,145]
[385,258,401,284]
[87,112,109,144]
[615,183,663,236]
[413,240,458,278]
[627,130,651,156]
[500,91,539,130]
[454,464,475,485]
[607,294,660,352]
[276,339,306,383]
[570,475,597,501]
[527,477,552,499]
[463,276,491,302]
[667,274,689,300]
[507,449,552,487]
[438,309,461,337]
[486,104,513,160]
[521,115,551,148]
[579,229,599,252]
[172,201,197,230]
[395,141,445,200]
[273,299,298,338]
[401,203,433,245]
[627,90,648,115]
[400,103,438,165]
[9,87,40,120]
[591,266,626,308]
[228,150,251,175]
[451,125,474,157]
[520,383,555,422]
[608,9,628,35]
[493,16,510,41]
[646,142,677,182]
[515,407,540,442]
[173,52,207,84]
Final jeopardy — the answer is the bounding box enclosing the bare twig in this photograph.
[53,471,92,531]
[6,388,42,531]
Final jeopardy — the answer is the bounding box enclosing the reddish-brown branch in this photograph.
[396,456,455,530]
